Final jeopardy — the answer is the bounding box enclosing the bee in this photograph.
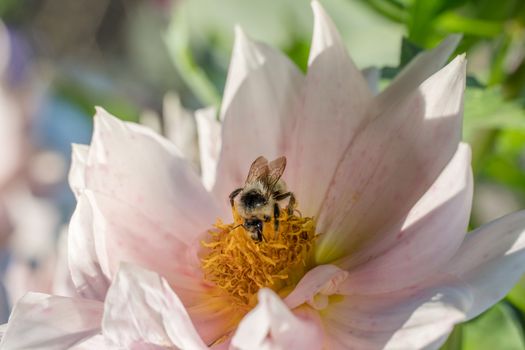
[229,156,296,242]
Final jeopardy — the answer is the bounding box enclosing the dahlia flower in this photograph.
[3,1,525,349]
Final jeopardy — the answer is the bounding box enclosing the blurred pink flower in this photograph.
[0,22,26,194]
[0,21,68,312]
[3,1,525,349]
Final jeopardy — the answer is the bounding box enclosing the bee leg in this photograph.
[286,193,296,215]
[273,192,290,201]
[273,203,280,236]
[229,188,243,207]
[274,192,296,215]
[254,224,265,242]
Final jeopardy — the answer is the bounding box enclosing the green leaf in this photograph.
[434,12,503,38]
[475,129,525,198]
[356,0,408,23]
[440,324,463,350]
[461,303,525,350]
[165,6,221,107]
[463,87,525,141]
[381,36,423,80]
[399,37,424,67]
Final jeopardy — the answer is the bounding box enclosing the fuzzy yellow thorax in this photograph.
[201,207,316,308]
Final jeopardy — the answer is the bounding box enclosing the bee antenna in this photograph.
[231,224,243,231]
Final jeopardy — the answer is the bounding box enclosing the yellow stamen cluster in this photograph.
[201,208,316,308]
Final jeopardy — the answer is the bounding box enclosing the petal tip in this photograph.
[311,0,332,29]
[309,0,343,63]
[310,0,325,14]
[448,53,467,74]
[233,24,252,51]
[94,105,108,116]
[93,106,122,132]
[234,24,246,40]
[231,24,264,67]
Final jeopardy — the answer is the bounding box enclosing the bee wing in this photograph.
[245,156,269,184]
[267,156,286,189]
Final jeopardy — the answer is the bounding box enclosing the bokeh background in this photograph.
[1,0,525,348]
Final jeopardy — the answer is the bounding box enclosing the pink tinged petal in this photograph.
[231,289,324,350]
[284,264,348,309]
[316,54,467,263]
[69,144,89,199]
[87,107,220,245]
[375,34,462,112]
[287,1,373,218]
[196,107,221,191]
[212,26,304,213]
[185,294,242,345]
[83,190,208,306]
[338,143,473,293]
[102,263,208,350]
[69,335,117,350]
[163,92,200,169]
[52,229,78,298]
[1,293,103,350]
[68,192,111,301]
[445,210,525,319]
[323,285,471,350]
[381,287,468,350]
[327,211,525,349]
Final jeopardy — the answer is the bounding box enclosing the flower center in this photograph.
[201,205,316,308]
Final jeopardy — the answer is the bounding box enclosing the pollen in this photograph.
[201,207,316,308]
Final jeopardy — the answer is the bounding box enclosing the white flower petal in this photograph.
[324,284,470,350]
[68,192,111,301]
[212,26,304,214]
[163,92,200,169]
[316,55,466,263]
[231,289,324,350]
[69,144,89,199]
[52,229,77,298]
[284,264,348,309]
[0,293,103,350]
[86,107,220,244]
[286,0,373,218]
[69,335,117,350]
[196,107,221,191]
[375,34,461,111]
[325,210,525,349]
[102,263,208,350]
[445,210,525,319]
[338,143,473,293]
[80,190,208,306]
